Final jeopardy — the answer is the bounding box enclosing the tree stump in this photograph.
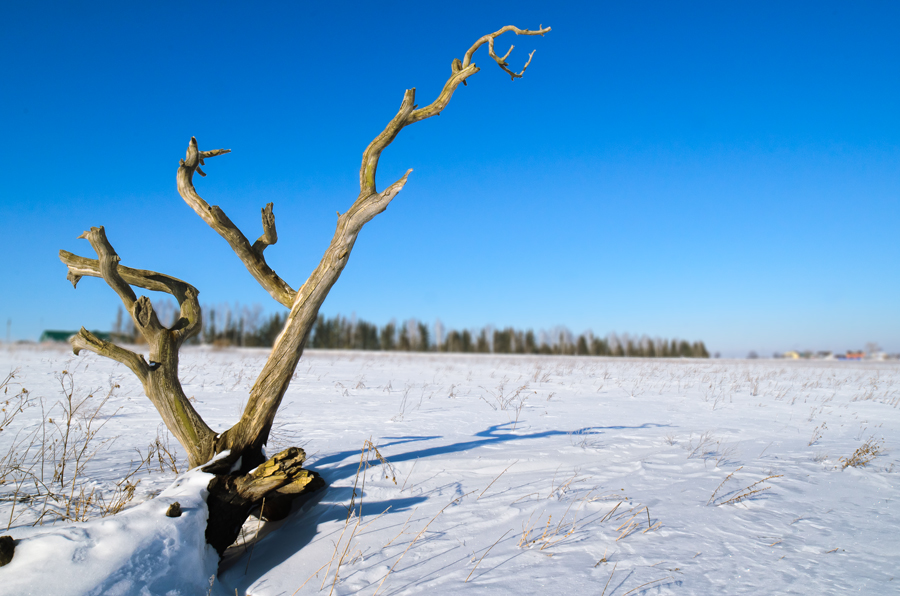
[203,447,325,555]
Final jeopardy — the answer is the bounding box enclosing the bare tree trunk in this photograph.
[59,24,550,554]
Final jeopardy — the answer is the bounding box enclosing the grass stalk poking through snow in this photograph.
[478,460,517,500]
[707,466,742,505]
[466,528,511,582]
[714,474,783,506]
[314,438,398,594]
[600,562,617,596]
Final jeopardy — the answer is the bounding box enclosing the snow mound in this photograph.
[0,467,219,596]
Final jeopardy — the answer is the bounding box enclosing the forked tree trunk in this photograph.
[58,24,549,555]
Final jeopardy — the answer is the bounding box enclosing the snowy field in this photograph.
[0,345,898,595]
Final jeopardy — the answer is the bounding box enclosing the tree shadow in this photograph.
[217,420,670,593]
[312,421,669,485]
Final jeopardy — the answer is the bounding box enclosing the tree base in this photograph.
[203,447,325,555]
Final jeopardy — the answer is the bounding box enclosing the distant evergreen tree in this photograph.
[576,335,589,355]
[417,322,430,352]
[511,330,523,353]
[590,337,609,356]
[476,329,490,353]
[525,330,537,353]
[251,311,287,347]
[493,328,512,353]
[354,320,379,350]
[692,341,709,358]
[443,330,460,352]
[625,339,638,357]
[461,329,473,352]
[380,321,396,351]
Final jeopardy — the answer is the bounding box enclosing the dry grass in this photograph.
[839,437,885,469]
[808,422,827,446]
[707,468,783,506]
[1,365,180,528]
[465,528,511,582]
[299,438,399,596]
[478,382,531,429]
[478,460,517,500]
[706,466,742,505]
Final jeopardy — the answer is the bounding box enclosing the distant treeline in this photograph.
[115,304,709,358]
[308,314,709,358]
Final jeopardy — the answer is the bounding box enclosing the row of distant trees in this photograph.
[114,304,709,358]
[309,314,709,358]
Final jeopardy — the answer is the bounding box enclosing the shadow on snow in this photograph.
[218,420,669,592]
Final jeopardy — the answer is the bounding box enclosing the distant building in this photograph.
[783,351,800,359]
[40,330,116,343]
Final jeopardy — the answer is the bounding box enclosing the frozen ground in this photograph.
[0,345,897,595]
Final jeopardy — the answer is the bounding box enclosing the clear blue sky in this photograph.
[1,1,898,357]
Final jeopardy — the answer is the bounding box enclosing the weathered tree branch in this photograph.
[60,250,196,300]
[75,226,138,313]
[461,25,551,74]
[177,139,297,308]
[358,25,549,195]
[70,328,150,382]
[61,227,214,466]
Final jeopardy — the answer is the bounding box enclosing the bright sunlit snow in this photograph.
[0,345,897,595]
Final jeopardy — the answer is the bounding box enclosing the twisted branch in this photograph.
[359,25,549,197]
[60,229,202,343]
[75,226,137,311]
[462,25,551,78]
[177,138,297,307]
[60,250,196,300]
[60,227,214,464]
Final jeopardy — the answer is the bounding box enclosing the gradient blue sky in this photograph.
[1,1,898,357]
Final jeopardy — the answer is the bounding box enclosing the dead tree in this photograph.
[58,25,550,554]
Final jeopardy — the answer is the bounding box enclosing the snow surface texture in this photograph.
[0,345,897,595]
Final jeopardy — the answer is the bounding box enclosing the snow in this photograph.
[1,465,217,596]
[1,344,898,595]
